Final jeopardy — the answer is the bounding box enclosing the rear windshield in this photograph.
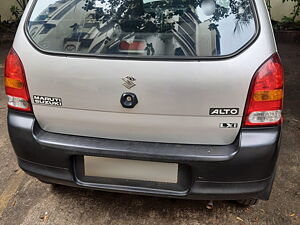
[26,0,257,58]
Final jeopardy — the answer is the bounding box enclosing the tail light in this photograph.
[4,49,32,112]
[243,53,284,126]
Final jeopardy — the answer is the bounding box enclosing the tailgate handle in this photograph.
[120,93,138,108]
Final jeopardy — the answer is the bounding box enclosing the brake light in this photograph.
[243,53,284,126]
[4,49,32,112]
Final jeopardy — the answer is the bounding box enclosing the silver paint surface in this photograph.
[13,0,277,144]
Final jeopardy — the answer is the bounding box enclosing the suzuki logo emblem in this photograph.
[122,76,136,89]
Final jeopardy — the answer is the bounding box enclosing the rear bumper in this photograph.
[8,109,281,200]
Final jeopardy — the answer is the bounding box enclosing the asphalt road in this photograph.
[0,42,299,225]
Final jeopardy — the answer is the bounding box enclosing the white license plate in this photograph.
[84,156,178,183]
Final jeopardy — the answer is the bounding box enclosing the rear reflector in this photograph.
[4,49,32,112]
[243,53,284,126]
[7,95,30,110]
[248,110,281,124]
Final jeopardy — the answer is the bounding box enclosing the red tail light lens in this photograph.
[243,53,284,126]
[4,49,32,112]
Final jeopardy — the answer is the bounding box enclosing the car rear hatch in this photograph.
[14,0,276,145]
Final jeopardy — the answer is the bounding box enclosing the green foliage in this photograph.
[282,0,300,22]
[82,0,253,33]
[274,16,300,30]
[274,0,300,30]
[10,0,29,22]
[10,5,21,21]
[265,0,272,16]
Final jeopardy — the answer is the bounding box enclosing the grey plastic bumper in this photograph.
[8,109,281,200]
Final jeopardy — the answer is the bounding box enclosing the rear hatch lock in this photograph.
[120,92,138,108]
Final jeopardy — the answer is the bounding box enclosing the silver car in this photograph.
[5,0,284,206]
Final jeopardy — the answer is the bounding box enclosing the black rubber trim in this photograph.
[74,156,191,192]
[8,109,281,200]
[8,108,281,180]
[18,157,275,200]
[32,120,239,163]
[23,0,260,61]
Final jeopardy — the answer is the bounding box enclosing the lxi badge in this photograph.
[219,123,238,128]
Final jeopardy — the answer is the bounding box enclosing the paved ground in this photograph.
[0,42,299,225]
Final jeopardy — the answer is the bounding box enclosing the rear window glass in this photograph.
[27,0,257,58]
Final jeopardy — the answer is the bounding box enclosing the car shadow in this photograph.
[50,183,247,217]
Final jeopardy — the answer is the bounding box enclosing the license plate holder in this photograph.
[83,156,178,183]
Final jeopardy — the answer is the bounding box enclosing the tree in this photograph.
[81,0,253,33]
[10,5,21,21]
[10,0,29,22]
